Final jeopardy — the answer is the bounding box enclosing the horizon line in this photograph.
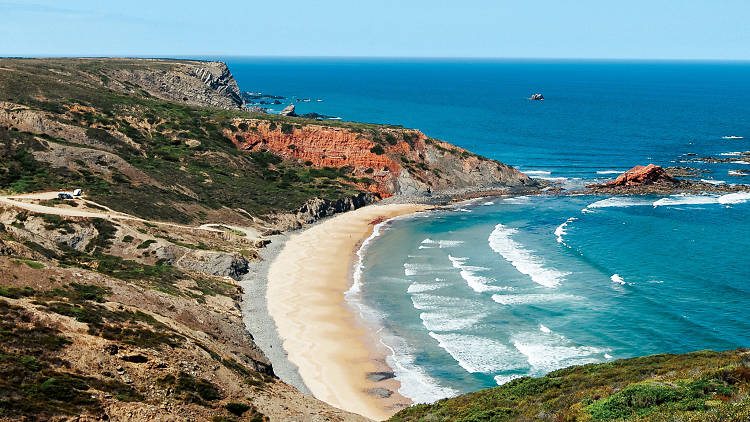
[2,54,750,63]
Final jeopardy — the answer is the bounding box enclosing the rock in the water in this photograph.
[529,93,544,101]
[606,164,676,187]
[279,104,296,117]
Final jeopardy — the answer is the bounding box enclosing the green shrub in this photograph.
[370,144,385,155]
[226,402,251,416]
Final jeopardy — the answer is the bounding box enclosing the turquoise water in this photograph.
[219,58,750,402]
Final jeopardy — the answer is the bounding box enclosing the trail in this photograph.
[0,191,254,237]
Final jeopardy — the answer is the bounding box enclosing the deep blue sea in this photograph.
[223,58,750,402]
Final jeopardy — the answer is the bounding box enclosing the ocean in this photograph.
[224,58,750,402]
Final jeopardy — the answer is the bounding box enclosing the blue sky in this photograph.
[1,0,748,60]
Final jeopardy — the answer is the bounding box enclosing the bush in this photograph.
[226,402,251,416]
[370,144,385,155]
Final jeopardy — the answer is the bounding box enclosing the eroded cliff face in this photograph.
[105,60,245,110]
[226,120,535,198]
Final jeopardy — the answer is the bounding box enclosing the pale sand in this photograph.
[267,203,430,421]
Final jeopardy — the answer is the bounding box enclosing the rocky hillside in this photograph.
[0,58,538,421]
[226,118,534,198]
[391,349,750,422]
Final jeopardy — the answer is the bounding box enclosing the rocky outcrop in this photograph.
[529,93,545,100]
[279,103,296,116]
[106,60,245,110]
[272,193,379,230]
[226,119,537,199]
[175,250,250,280]
[606,164,676,187]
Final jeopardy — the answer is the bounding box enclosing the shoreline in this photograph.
[266,203,432,420]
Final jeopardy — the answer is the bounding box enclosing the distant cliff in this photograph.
[103,59,246,110]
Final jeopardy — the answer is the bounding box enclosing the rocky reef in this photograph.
[588,164,750,194]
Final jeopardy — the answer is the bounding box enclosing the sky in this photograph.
[1,0,749,60]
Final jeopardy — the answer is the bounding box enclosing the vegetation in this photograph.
[0,58,372,223]
[390,349,750,422]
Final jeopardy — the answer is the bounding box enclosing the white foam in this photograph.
[491,293,580,306]
[379,333,459,403]
[718,192,750,204]
[407,281,451,294]
[482,201,495,206]
[604,353,613,359]
[524,170,552,176]
[429,332,528,373]
[610,274,626,285]
[729,170,747,176]
[587,197,653,209]
[488,224,569,288]
[539,177,568,182]
[448,255,506,293]
[348,219,391,296]
[700,179,726,185]
[420,310,486,331]
[596,170,626,175]
[554,217,578,244]
[652,194,719,207]
[512,331,608,374]
[731,161,750,165]
[494,374,524,386]
[720,152,743,156]
[421,238,464,248]
[539,324,551,333]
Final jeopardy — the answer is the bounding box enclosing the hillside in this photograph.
[0,58,538,421]
[390,349,750,422]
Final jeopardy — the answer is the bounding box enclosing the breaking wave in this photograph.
[488,224,569,288]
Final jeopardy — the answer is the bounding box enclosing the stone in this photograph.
[279,104,297,117]
[529,93,544,100]
[605,164,676,187]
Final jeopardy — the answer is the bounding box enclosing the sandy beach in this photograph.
[267,203,430,421]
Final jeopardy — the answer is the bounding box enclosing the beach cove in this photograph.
[265,203,431,420]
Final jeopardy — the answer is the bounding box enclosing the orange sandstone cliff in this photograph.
[224,119,535,198]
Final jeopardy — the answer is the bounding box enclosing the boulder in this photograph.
[279,104,296,117]
[605,164,676,187]
[529,93,544,101]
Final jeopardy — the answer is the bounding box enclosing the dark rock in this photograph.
[366,388,393,398]
[529,93,545,101]
[295,193,379,224]
[366,371,396,382]
[121,354,149,363]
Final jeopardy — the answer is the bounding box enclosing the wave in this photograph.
[420,310,486,331]
[348,219,391,297]
[524,170,552,176]
[494,374,524,385]
[448,255,507,293]
[729,170,747,176]
[700,179,726,185]
[731,161,750,165]
[482,201,495,206]
[587,197,653,209]
[554,217,578,244]
[652,194,719,207]
[379,332,459,403]
[720,151,744,156]
[429,332,528,373]
[488,224,569,288]
[539,324,551,334]
[596,170,626,175]
[718,192,750,204]
[421,238,464,248]
[511,330,608,374]
[610,274,626,285]
[491,293,580,306]
[407,280,452,294]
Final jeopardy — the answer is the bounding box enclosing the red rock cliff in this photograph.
[225,119,534,197]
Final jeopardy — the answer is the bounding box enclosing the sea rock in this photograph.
[529,93,545,101]
[279,104,297,117]
[605,164,676,187]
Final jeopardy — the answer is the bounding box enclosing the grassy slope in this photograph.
[391,349,750,422]
[0,58,370,223]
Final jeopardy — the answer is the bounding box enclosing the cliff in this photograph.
[226,119,535,198]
